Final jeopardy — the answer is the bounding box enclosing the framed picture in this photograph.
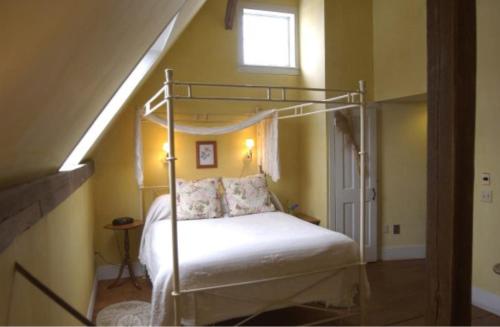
[196,141,217,168]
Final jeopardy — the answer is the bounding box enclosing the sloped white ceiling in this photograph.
[0,0,187,187]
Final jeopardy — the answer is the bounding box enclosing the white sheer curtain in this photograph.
[135,109,144,187]
[257,112,280,182]
[135,110,281,185]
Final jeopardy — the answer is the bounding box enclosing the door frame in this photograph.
[327,102,379,262]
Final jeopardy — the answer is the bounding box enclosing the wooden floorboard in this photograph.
[472,314,500,326]
[93,260,500,325]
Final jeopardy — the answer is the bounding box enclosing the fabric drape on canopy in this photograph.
[257,113,280,181]
[135,109,144,187]
[144,109,276,135]
[135,109,280,184]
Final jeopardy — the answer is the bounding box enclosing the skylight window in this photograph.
[59,15,178,172]
[239,6,298,74]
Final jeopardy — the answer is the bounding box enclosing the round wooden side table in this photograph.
[104,219,144,289]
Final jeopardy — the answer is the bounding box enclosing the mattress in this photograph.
[140,202,366,325]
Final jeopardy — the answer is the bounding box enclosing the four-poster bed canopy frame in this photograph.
[142,69,367,326]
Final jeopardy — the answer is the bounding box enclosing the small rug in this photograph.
[96,301,151,326]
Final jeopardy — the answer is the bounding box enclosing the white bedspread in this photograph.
[139,196,365,325]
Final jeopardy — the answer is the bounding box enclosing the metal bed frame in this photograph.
[142,69,367,326]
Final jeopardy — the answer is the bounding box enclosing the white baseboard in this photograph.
[96,262,146,281]
[381,244,426,260]
[472,287,500,316]
[86,276,98,320]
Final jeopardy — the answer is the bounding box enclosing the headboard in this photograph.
[139,186,169,220]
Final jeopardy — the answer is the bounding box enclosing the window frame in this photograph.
[237,1,300,75]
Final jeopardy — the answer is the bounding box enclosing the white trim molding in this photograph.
[472,287,500,316]
[238,65,300,75]
[86,276,98,320]
[381,244,426,261]
[96,262,146,281]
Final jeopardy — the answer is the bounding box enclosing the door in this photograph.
[328,104,378,262]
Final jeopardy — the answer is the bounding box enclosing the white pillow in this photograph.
[222,174,275,217]
[176,178,222,219]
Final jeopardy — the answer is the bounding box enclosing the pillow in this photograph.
[220,190,283,215]
[176,178,222,219]
[222,174,275,217]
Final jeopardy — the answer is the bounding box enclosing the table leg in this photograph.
[124,229,141,289]
[108,258,126,289]
[108,229,141,289]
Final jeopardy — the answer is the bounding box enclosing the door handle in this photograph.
[370,188,377,201]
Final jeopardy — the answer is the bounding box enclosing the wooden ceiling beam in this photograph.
[225,0,238,30]
[0,162,94,253]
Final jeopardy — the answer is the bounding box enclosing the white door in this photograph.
[328,104,378,262]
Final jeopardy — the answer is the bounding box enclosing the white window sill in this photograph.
[238,65,300,76]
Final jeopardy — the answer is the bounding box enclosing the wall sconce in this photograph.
[245,138,255,160]
[162,142,170,163]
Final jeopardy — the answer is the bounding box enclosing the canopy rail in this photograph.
[144,81,362,116]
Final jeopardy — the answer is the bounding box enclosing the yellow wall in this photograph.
[0,180,95,325]
[473,0,500,296]
[325,0,374,101]
[371,0,427,253]
[298,0,374,226]
[378,102,427,250]
[91,0,302,264]
[297,0,327,224]
[372,0,427,101]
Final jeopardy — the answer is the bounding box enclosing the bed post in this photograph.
[165,69,181,326]
[358,80,367,325]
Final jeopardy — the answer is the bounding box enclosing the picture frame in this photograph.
[196,141,217,168]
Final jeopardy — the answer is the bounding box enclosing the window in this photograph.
[239,5,298,74]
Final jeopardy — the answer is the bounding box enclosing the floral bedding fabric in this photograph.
[176,178,222,219]
[222,174,275,217]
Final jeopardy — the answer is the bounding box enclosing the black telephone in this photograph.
[112,217,134,226]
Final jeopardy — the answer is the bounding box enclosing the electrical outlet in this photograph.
[481,172,491,185]
[481,190,493,203]
[393,224,401,235]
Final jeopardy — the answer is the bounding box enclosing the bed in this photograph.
[139,194,367,326]
[139,71,369,325]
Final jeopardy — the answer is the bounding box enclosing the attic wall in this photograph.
[0,180,95,325]
[90,0,302,264]
[0,2,184,323]
[0,0,183,188]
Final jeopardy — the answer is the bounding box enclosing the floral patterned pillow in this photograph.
[176,178,222,220]
[222,174,276,217]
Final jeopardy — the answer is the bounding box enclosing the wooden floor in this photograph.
[93,260,500,325]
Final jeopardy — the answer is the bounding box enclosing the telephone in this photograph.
[112,217,134,226]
